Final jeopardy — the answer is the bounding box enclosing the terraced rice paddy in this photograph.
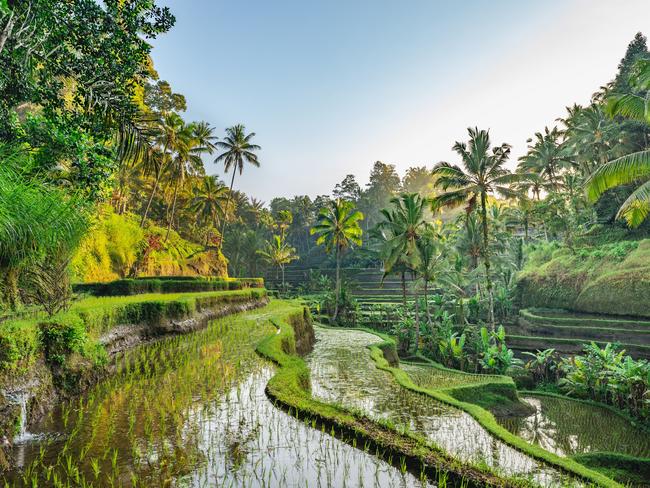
[306,326,580,487]
[2,303,432,487]
[401,362,503,390]
[496,395,650,458]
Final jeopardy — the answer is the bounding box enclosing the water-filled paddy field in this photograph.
[306,326,581,487]
[2,303,431,487]
[496,394,650,458]
[5,303,645,487]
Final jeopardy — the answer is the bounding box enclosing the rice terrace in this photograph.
[2,1,650,487]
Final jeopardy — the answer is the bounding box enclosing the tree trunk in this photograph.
[333,245,341,321]
[413,275,420,354]
[0,12,15,56]
[480,192,495,331]
[219,169,237,250]
[140,171,163,227]
[141,142,170,227]
[4,267,19,311]
[401,271,406,306]
[281,264,286,291]
[423,280,432,325]
[164,177,180,242]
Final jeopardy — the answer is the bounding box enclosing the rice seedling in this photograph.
[306,326,581,487]
[2,302,433,487]
[496,394,650,458]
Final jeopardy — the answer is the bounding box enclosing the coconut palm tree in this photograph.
[215,124,261,248]
[311,199,364,321]
[416,229,454,327]
[257,235,299,290]
[586,60,650,227]
[517,126,570,191]
[140,112,184,227]
[164,122,215,241]
[190,175,229,245]
[376,193,428,275]
[375,193,429,351]
[431,127,521,330]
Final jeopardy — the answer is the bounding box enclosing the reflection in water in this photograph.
[2,309,431,487]
[307,327,581,487]
[496,395,650,458]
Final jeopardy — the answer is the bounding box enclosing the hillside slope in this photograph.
[516,239,650,318]
[71,207,228,282]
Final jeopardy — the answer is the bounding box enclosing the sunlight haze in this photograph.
[152,1,649,201]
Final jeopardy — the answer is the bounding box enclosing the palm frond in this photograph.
[585,150,650,201]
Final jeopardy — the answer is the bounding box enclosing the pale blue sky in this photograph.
[151,1,650,202]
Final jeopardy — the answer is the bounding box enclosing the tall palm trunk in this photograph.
[165,177,180,242]
[423,280,432,325]
[141,171,163,227]
[4,267,19,311]
[333,244,341,321]
[401,271,406,306]
[480,192,495,331]
[219,169,237,250]
[412,272,420,354]
[141,142,170,227]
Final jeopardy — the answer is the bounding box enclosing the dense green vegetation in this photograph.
[2,2,650,486]
[0,288,266,373]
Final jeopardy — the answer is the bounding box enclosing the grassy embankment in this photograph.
[516,239,650,317]
[71,206,228,282]
[0,287,266,373]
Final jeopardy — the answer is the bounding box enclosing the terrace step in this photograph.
[508,308,650,359]
[507,334,650,360]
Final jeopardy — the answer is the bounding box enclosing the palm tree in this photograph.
[257,235,299,290]
[375,193,429,351]
[310,199,364,321]
[416,229,454,327]
[164,122,215,241]
[214,124,261,248]
[431,127,521,330]
[376,193,428,275]
[0,144,88,309]
[586,60,650,227]
[517,126,570,191]
[140,112,184,227]
[190,175,229,245]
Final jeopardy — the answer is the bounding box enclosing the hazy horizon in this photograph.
[151,0,650,203]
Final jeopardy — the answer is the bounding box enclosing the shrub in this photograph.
[39,315,87,365]
[0,321,39,370]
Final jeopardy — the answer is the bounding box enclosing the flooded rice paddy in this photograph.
[2,305,431,487]
[400,363,500,391]
[496,395,650,458]
[306,326,580,487]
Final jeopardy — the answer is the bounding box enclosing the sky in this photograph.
[150,0,650,203]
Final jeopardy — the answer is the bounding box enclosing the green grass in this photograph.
[519,390,650,434]
[400,357,530,416]
[0,289,267,371]
[571,452,650,487]
[521,309,650,328]
[516,239,650,317]
[73,277,264,296]
[507,334,650,353]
